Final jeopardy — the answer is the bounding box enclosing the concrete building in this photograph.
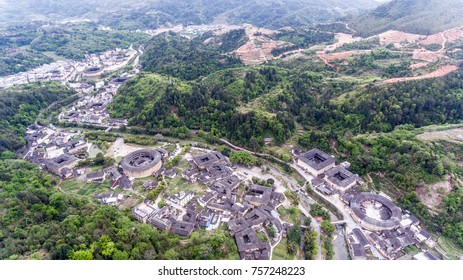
[132,203,157,223]
[169,191,194,207]
[94,192,123,206]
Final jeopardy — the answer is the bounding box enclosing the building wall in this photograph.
[350,210,397,232]
[125,160,162,178]
[56,161,78,174]
[297,159,334,176]
[325,178,356,193]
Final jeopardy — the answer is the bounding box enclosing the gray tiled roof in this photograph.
[244,185,272,206]
[192,151,228,169]
[325,166,357,189]
[352,228,369,248]
[351,243,366,258]
[171,221,195,236]
[86,171,105,180]
[298,148,335,171]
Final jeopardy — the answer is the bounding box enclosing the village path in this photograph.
[298,198,322,260]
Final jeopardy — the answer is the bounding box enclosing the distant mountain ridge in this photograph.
[1,0,384,29]
[350,0,463,36]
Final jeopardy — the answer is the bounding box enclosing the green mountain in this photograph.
[350,0,463,36]
[1,0,384,29]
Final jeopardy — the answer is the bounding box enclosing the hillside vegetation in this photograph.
[0,82,75,153]
[140,31,244,80]
[351,0,463,36]
[108,25,463,249]
[1,22,149,75]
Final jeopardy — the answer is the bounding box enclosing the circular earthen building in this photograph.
[121,149,162,178]
[350,192,402,232]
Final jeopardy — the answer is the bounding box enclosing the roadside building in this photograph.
[169,191,194,207]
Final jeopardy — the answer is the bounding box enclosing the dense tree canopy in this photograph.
[0,82,75,153]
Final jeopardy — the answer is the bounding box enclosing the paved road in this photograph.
[333,227,350,260]
[167,143,182,161]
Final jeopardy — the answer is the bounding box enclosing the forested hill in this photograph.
[112,56,463,151]
[0,83,76,153]
[140,30,245,80]
[350,0,463,37]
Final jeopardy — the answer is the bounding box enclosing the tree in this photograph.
[310,204,330,220]
[281,153,292,162]
[0,150,15,160]
[287,242,298,255]
[94,152,105,165]
[113,250,129,260]
[321,220,335,237]
[267,226,276,238]
[229,151,259,166]
[70,249,94,260]
[158,199,167,208]
[164,248,179,260]
[97,235,116,258]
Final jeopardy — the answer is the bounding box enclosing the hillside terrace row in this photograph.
[132,151,288,260]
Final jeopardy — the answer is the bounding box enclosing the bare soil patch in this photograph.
[324,33,362,52]
[420,33,445,46]
[416,175,453,213]
[378,30,425,47]
[236,26,289,65]
[417,127,463,144]
[412,48,444,62]
[105,137,144,158]
[410,62,429,69]
[316,51,338,71]
[384,64,458,83]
